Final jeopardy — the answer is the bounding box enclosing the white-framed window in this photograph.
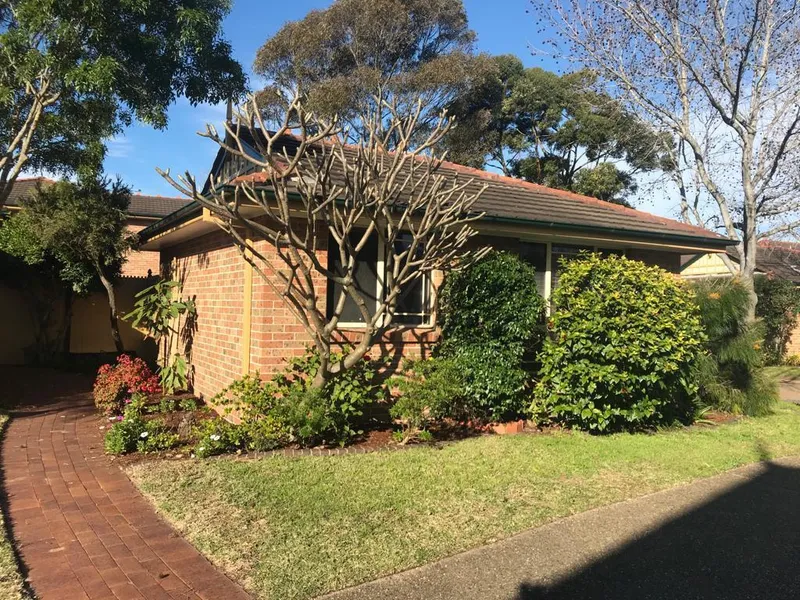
[326,230,432,327]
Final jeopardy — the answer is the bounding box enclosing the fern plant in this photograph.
[691,277,777,416]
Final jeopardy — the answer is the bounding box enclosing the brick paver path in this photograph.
[0,368,251,600]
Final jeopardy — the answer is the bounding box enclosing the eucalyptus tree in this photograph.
[533,0,800,318]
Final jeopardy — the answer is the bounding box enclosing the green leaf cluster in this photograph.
[413,251,547,423]
[532,253,705,432]
[125,279,197,394]
[0,179,133,294]
[203,347,385,454]
[0,0,245,184]
[253,0,489,133]
[445,58,673,205]
[755,276,800,364]
[692,277,778,415]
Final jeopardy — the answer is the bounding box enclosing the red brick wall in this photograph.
[162,230,245,400]
[163,228,683,399]
[122,219,160,278]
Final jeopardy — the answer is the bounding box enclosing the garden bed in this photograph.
[128,403,800,600]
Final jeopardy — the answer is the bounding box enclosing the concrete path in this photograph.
[0,368,251,600]
[779,381,800,403]
[324,456,800,600]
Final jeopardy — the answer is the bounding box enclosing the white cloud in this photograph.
[106,136,133,159]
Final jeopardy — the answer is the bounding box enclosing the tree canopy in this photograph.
[0,0,246,205]
[444,57,673,205]
[534,0,800,318]
[252,0,491,141]
[0,179,136,350]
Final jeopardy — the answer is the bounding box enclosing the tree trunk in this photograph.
[97,269,124,353]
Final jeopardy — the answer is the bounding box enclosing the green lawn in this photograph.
[764,365,800,382]
[0,415,30,600]
[129,404,800,600]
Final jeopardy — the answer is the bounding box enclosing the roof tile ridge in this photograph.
[13,176,57,184]
[270,131,724,240]
[435,158,723,238]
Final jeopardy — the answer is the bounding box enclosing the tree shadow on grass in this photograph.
[516,453,800,600]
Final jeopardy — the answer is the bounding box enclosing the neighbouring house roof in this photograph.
[3,177,191,219]
[139,130,733,251]
[682,241,800,282]
[730,242,800,282]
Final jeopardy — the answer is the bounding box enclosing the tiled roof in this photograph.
[753,241,800,282]
[4,177,190,218]
[223,131,729,245]
[127,195,192,218]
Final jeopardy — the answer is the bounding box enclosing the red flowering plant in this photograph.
[93,354,161,416]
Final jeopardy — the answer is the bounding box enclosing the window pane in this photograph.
[518,241,547,296]
[327,231,379,323]
[392,234,430,325]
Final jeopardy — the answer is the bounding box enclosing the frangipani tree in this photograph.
[159,89,489,389]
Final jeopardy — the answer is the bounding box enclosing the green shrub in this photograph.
[532,254,705,432]
[192,419,244,458]
[692,277,778,416]
[389,357,465,441]
[104,415,146,455]
[208,347,382,452]
[436,251,546,421]
[136,419,180,453]
[179,397,199,412]
[212,374,289,451]
[439,251,546,354]
[271,347,382,446]
[755,276,800,364]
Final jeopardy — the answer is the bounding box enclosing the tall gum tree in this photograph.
[532,0,800,319]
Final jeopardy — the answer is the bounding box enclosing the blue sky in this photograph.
[97,0,677,218]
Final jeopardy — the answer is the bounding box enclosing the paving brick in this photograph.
[1,368,252,600]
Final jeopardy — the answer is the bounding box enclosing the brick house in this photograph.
[1,178,191,363]
[681,241,800,355]
[138,134,732,400]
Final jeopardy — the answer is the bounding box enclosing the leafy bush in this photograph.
[192,419,245,458]
[532,254,705,432]
[439,251,546,354]
[213,374,289,452]
[104,414,146,455]
[692,277,778,416]
[786,354,800,366]
[389,357,464,442]
[271,347,382,446]
[436,251,546,421]
[136,419,180,453]
[125,279,196,394]
[755,276,800,364]
[93,354,160,416]
[205,347,382,453]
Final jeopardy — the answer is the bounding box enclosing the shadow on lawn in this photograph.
[515,454,800,600]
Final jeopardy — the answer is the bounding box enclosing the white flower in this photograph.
[198,446,205,452]
[210,434,221,441]
[140,431,149,439]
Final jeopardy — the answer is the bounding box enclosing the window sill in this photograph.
[337,323,437,333]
